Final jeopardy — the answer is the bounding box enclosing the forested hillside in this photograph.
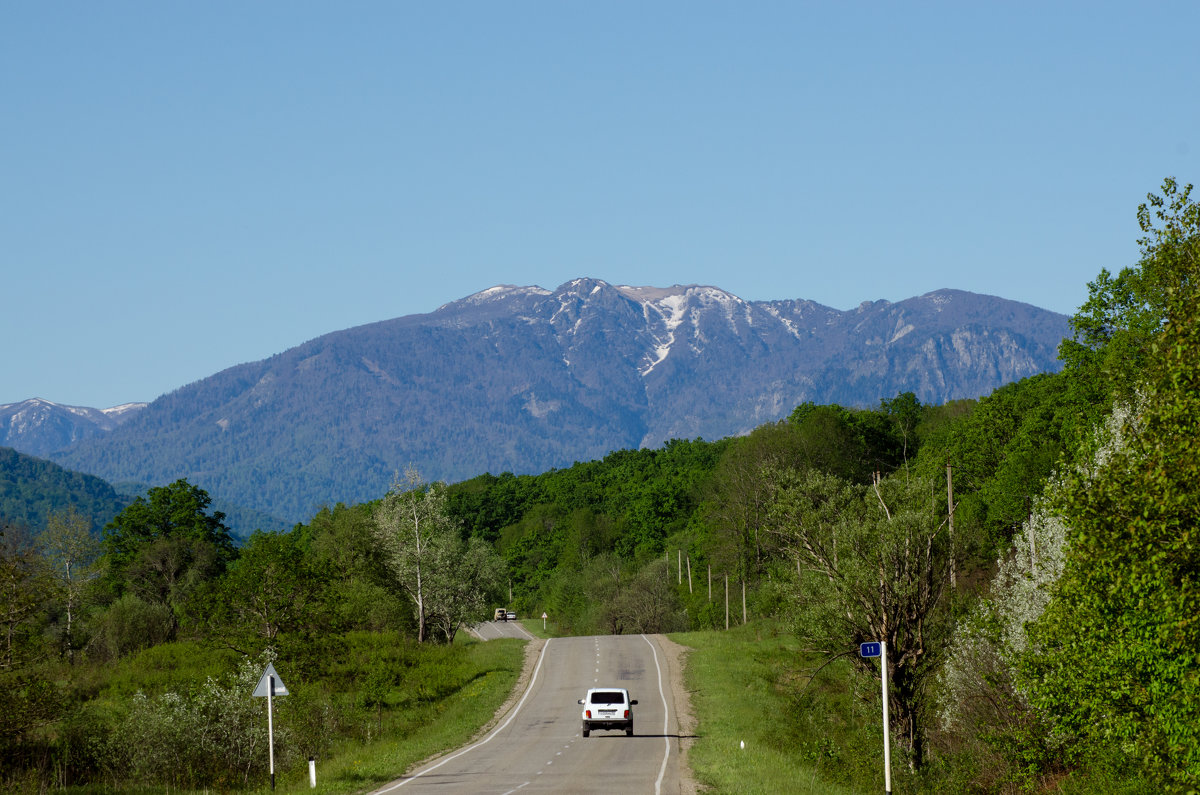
[2,180,1196,792]
[0,447,132,533]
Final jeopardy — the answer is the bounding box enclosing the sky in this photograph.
[2,2,1197,409]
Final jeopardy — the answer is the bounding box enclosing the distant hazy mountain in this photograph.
[48,280,1070,525]
[1,398,146,458]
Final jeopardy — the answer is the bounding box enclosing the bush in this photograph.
[88,594,174,661]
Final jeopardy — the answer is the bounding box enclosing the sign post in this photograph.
[253,663,290,791]
[542,612,548,631]
[859,642,891,794]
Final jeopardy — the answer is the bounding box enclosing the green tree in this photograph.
[0,521,63,753]
[1026,179,1200,789]
[373,468,506,643]
[1059,177,1198,396]
[768,469,953,769]
[99,479,235,638]
[189,529,336,668]
[880,391,923,470]
[40,507,100,663]
[0,521,52,671]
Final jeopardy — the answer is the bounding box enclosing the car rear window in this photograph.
[590,691,625,705]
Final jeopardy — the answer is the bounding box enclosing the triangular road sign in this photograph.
[252,663,290,698]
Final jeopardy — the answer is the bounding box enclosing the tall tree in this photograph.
[40,507,100,663]
[373,468,505,643]
[99,479,235,635]
[189,529,334,662]
[768,468,953,768]
[1026,178,1200,789]
[0,521,52,672]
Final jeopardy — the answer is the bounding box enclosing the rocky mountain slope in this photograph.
[46,279,1069,525]
[1,399,146,458]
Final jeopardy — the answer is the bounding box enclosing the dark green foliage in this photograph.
[787,400,910,481]
[187,529,341,674]
[101,479,235,574]
[0,446,130,535]
[297,502,413,634]
[92,479,237,651]
[910,370,1105,564]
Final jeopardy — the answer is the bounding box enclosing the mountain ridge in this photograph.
[19,280,1069,528]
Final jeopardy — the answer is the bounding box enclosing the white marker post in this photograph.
[542,612,548,631]
[859,642,891,794]
[252,663,290,791]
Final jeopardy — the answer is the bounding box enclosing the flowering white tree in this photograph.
[372,468,504,643]
[937,399,1140,734]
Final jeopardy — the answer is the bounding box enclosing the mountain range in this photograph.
[5,279,1071,530]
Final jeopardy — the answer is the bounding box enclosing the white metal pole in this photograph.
[268,675,276,790]
[881,642,891,794]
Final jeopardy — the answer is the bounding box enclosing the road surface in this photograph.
[371,628,687,794]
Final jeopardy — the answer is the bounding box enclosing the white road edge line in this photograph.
[642,634,670,795]
[372,638,553,793]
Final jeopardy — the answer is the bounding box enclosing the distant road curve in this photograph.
[371,629,689,794]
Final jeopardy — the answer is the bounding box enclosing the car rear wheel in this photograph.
[582,724,590,738]
[626,723,634,737]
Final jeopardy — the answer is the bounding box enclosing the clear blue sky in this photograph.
[3,2,1196,408]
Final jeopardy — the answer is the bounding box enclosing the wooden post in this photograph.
[947,463,956,590]
[742,579,747,625]
[724,574,729,630]
[686,555,693,594]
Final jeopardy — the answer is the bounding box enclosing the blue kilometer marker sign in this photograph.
[860,642,882,658]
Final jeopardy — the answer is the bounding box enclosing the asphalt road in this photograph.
[371,627,685,794]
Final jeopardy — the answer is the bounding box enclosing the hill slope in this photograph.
[0,446,132,534]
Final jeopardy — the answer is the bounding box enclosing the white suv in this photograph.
[578,688,638,737]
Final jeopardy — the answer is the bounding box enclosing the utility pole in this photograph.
[947,464,956,590]
[724,574,729,630]
[686,555,693,594]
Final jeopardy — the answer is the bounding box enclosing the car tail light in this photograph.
[624,709,630,718]
[585,709,592,718]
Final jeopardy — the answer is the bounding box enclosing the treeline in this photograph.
[1,472,510,789]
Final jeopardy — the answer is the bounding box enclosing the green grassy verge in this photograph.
[270,636,527,794]
[671,621,879,795]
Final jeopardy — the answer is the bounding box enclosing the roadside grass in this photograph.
[57,633,526,794]
[515,617,565,639]
[672,621,884,795]
[270,634,526,794]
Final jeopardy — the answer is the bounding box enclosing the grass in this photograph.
[514,616,566,639]
[671,621,878,795]
[268,635,527,794]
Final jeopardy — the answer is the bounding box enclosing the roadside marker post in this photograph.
[859,642,892,794]
[542,612,548,631]
[253,663,290,791]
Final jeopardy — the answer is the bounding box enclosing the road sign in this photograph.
[859,642,882,658]
[253,663,290,698]
[252,663,290,790]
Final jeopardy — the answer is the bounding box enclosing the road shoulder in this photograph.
[656,634,701,794]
